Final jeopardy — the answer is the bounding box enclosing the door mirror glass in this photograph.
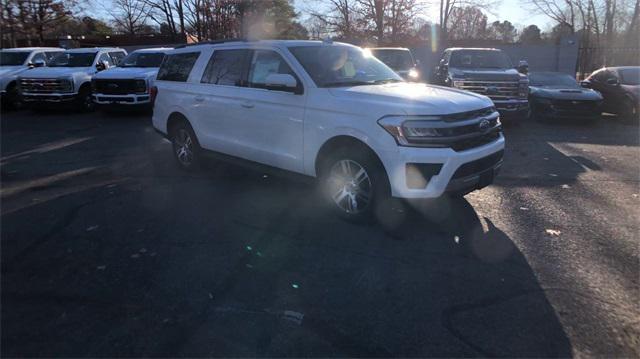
[264,74,297,89]
[31,59,46,68]
[580,81,591,88]
[517,60,529,74]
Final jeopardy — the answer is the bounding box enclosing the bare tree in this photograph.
[307,0,362,40]
[436,0,497,43]
[110,0,150,35]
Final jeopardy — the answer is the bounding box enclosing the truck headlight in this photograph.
[519,81,529,98]
[452,80,464,88]
[408,69,419,79]
[58,77,73,92]
[134,79,147,93]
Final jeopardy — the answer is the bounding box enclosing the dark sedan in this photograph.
[581,66,639,120]
[528,72,603,122]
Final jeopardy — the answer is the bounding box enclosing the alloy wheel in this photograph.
[326,159,372,214]
[174,128,194,166]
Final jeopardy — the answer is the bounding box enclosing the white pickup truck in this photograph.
[0,47,64,107]
[91,47,172,109]
[18,47,127,111]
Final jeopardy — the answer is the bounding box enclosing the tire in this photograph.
[4,82,22,110]
[76,86,95,112]
[169,120,201,171]
[318,145,391,223]
[620,98,639,122]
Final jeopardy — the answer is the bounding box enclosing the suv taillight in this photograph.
[150,86,158,107]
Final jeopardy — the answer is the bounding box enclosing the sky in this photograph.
[94,0,555,32]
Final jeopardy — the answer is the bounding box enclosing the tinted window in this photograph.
[157,52,200,82]
[201,49,249,86]
[619,68,640,85]
[50,52,97,67]
[529,73,579,87]
[109,51,126,65]
[0,52,30,66]
[449,50,512,69]
[120,52,166,68]
[44,51,62,61]
[289,45,401,88]
[370,49,414,71]
[98,53,113,67]
[248,50,296,89]
[31,52,47,64]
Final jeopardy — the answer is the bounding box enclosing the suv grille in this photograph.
[93,79,137,95]
[457,80,520,100]
[19,78,68,93]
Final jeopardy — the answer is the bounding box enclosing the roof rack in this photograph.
[175,38,248,49]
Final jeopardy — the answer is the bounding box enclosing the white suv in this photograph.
[152,40,504,221]
[0,47,64,107]
[92,47,171,109]
[18,47,127,111]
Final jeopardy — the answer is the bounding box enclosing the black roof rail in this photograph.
[175,38,248,49]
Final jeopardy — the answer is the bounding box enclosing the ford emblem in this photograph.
[478,119,491,131]
[486,86,498,95]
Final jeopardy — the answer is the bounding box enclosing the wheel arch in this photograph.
[314,135,386,177]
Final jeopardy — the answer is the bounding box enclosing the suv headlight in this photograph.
[134,79,147,93]
[58,77,73,92]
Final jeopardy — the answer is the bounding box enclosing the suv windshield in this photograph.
[0,52,30,66]
[289,45,402,88]
[49,52,96,67]
[370,49,414,71]
[529,73,579,88]
[619,68,640,85]
[450,50,513,69]
[120,52,165,68]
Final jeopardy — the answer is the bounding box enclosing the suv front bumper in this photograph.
[379,134,505,199]
[93,93,151,106]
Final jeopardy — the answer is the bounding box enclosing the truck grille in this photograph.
[457,80,520,100]
[93,79,138,95]
[19,78,68,93]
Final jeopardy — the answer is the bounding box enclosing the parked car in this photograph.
[91,47,171,110]
[0,47,64,108]
[152,40,504,222]
[18,47,127,111]
[581,66,639,120]
[528,72,603,122]
[369,47,421,81]
[433,48,529,119]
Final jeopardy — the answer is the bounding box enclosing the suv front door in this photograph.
[240,49,306,172]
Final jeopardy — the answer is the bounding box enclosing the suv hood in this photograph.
[450,67,522,81]
[93,67,158,80]
[328,82,493,115]
[20,67,94,79]
[0,66,27,78]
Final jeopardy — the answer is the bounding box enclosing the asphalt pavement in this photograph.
[1,109,638,357]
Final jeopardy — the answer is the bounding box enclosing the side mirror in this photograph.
[30,59,46,68]
[438,59,448,72]
[264,73,297,89]
[96,61,109,71]
[580,81,591,88]
[606,78,619,86]
[517,60,529,74]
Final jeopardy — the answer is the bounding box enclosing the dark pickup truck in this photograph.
[433,48,529,118]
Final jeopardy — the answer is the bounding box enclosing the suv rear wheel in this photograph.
[170,121,201,171]
[319,146,390,222]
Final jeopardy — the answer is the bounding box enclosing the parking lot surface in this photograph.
[1,110,639,357]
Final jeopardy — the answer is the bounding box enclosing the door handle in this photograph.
[241,101,254,109]
[194,95,204,102]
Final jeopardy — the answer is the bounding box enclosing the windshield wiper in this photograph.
[372,78,402,84]
[322,80,373,88]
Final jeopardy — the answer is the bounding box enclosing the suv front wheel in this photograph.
[319,146,390,222]
[170,121,201,171]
